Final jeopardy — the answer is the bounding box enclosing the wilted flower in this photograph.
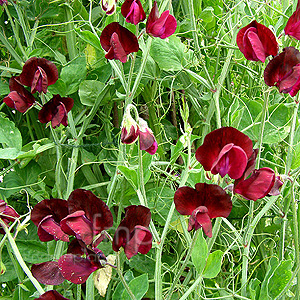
[3,76,36,113]
[138,118,158,155]
[236,20,278,62]
[100,22,139,63]
[34,290,70,300]
[60,189,113,247]
[234,167,283,201]
[38,94,74,128]
[174,183,232,237]
[31,199,69,242]
[120,105,139,144]
[0,199,19,234]
[101,0,117,15]
[19,57,58,94]
[264,47,300,97]
[195,127,253,180]
[284,1,300,40]
[146,1,177,39]
[121,0,146,25]
[112,205,152,259]
[31,261,65,285]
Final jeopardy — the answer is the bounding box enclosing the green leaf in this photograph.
[112,271,134,300]
[202,250,223,278]
[122,273,149,300]
[118,165,138,190]
[128,251,155,277]
[0,114,23,159]
[79,80,105,106]
[76,30,103,51]
[191,230,208,274]
[200,7,214,23]
[249,278,261,300]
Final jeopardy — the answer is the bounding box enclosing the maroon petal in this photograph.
[195,127,253,176]
[174,186,201,216]
[0,200,20,222]
[278,65,300,96]
[20,57,58,92]
[243,28,266,62]
[124,225,152,259]
[194,183,232,219]
[67,189,113,238]
[121,0,146,25]
[268,176,283,196]
[109,32,128,63]
[35,290,70,300]
[234,167,275,201]
[31,261,65,285]
[31,66,48,94]
[285,8,300,40]
[188,206,212,237]
[38,215,69,242]
[145,140,158,155]
[58,254,98,284]
[138,118,157,154]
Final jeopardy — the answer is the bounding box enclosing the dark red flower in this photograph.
[34,290,70,300]
[121,0,146,25]
[0,199,19,234]
[60,189,113,247]
[38,94,74,128]
[146,1,177,39]
[234,167,282,201]
[236,20,278,62]
[19,57,58,94]
[174,183,232,237]
[121,106,139,144]
[284,1,300,40]
[3,76,35,113]
[31,199,69,242]
[31,261,65,285]
[138,118,158,155]
[195,127,253,180]
[101,0,117,15]
[112,205,152,259]
[264,47,300,97]
[100,22,139,63]
[58,240,106,284]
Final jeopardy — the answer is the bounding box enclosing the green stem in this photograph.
[77,284,82,300]
[0,31,23,66]
[0,220,44,295]
[178,274,203,300]
[116,252,137,300]
[86,274,94,300]
[64,2,77,60]
[166,231,200,300]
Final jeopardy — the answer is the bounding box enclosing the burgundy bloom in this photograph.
[3,76,35,113]
[31,261,65,285]
[195,127,253,180]
[138,118,158,155]
[146,1,177,39]
[285,1,300,40]
[101,0,117,15]
[0,199,19,234]
[112,205,152,259]
[174,183,232,237]
[234,167,282,201]
[100,22,139,63]
[121,0,146,25]
[19,57,58,94]
[60,189,113,247]
[121,105,139,144]
[236,20,278,62]
[38,94,74,128]
[31,199,69,242]
[264,47,300,97]
[58,240,106,284]
[34,290,70,300]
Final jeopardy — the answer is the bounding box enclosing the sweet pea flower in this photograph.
[121,0,146,25]
[31,261,65,285]
[101,0,117,15]
[19,57,58,94]
[236,20,278,62]
[38,94,74,128]
[113,205,152,259]
[264,47,300,97]
[34,290,70,300]
[174,183,232,238]
[3,76,35,113]
[195,127,253,180]
[100,22,139,63]
[31,199,70,242]
[120,105,140,144]
[146,1,177,39]
[0,199,19,234]
[138,117,158,155]
[285,1,300,40]
[234,167,283,201]
[60,189,113,247]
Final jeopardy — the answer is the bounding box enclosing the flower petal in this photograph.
[34,290,70,300]
[174,186,200,216]
[31,261,65,285]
